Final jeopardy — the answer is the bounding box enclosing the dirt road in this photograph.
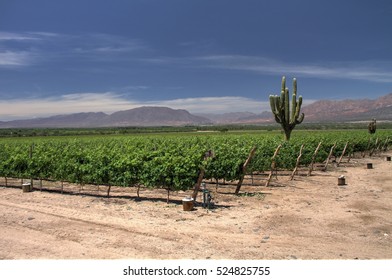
[1,155,391,259]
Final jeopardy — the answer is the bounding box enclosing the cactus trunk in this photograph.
[269,76,305,141]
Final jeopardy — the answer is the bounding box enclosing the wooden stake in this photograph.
[363,138,371,157]
[323,142,336,171]
[382,137,390,152]
[136,184,141,199]
[265,144,282,187]
[290,144,304,180]
[107,185,111,198]
[191,168,205,202]
[369,138,379,157]
[235,146,257,195]
[192,150,214,201]
[307,141,322,176]
[337,141,348,167]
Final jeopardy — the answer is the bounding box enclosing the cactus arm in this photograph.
[281,76,286,93]
[291,78,297,122]
[269,95,283,123]
[280,76,286,122]
[291,95,303,125]
[284,87,289,124]
[296,96,304,123]
[296,113,305,124]
[291,92,297,124]
[269,95,276,112]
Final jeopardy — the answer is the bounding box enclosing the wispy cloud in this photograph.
[157,96,269,114]
[70,34,147,55]
[0,51,33,66]
[0,32,58,67]
[0,31,148,68]
[195,55,392,83]
[0,31,43,41]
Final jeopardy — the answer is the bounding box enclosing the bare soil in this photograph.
[1,154,392,260]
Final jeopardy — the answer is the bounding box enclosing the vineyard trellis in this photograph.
[0,130,391,200]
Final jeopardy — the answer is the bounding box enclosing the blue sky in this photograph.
[1,0,392,120]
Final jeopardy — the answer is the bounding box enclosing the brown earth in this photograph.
[1,154,391,260]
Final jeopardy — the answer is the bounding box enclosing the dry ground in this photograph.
[1,154,391,260]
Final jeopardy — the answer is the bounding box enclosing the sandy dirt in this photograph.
[1,154,392,260]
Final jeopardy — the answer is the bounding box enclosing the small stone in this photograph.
[27,217,35,221]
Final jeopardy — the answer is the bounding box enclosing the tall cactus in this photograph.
[269,76,305,141]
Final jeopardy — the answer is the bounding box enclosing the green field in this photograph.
[0,129,391,193]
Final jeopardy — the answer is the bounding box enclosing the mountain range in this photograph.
[1,93,392,128]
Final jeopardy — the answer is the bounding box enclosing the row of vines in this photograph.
[0,130,391,192]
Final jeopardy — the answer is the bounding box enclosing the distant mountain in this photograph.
[302,93,392,122]
[198,93,392,124]
[0,112,108,128]
[1,94,392,128]
[102,106,211,126]
[195,112,258,123]
[0,106,211,128]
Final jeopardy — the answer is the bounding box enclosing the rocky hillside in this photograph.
[302,93,392,122]
[0,106,211,128]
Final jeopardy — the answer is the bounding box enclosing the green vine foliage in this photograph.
[0,130,391,191]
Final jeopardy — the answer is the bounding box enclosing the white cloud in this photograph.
[0,32,41,41]
[0,93,286,121]
[0,51,32,66]
[0,31,148,68]
[195,55,392,83]
[0,93,133,120]
[157,96,270,114]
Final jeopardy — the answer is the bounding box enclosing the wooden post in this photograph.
[376,141,383,155]
[29,144,34,190]
[192,150,214,202]
[107,185,111,198]
[363,138,371,157]
[323,142,336,171]
[235,146,257,195]
[337,141,348,167]
[290,144,304,180]
[307,141,322,176]
[191,168,205,202]
[369,138,379,157]
[136,184,141,199]
[382,137,390,152]
[265,144,282,187]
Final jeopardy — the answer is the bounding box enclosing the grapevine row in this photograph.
[0,131,391,192]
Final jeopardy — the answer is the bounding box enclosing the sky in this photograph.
[1,0,392,121]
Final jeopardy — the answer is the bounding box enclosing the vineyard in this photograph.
[0,130,391,198]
